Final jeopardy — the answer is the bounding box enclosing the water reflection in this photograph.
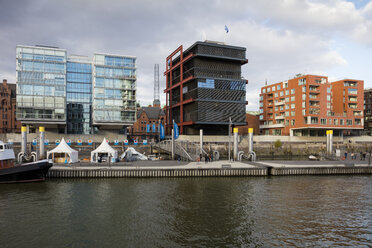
[0,176,371,247]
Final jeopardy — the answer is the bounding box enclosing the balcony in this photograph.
[275,101,285,106]
[275,115,285,120]
[260,123,284,129]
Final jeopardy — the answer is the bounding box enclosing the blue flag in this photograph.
[152,123,156,133]
[225,25,229,33]
[173,121,179,139]
[146,124,150,133]
[159,123,165,140]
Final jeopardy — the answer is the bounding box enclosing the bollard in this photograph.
[248,128,253,153]
[39,126,45,159]
[233,128,238,161]
[21,126,27,154]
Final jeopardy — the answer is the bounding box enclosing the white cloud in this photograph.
[1,0,372,110]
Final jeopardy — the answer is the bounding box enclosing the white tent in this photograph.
[47,138,79,163]
[120,147,149,161]
[91,138,118,163]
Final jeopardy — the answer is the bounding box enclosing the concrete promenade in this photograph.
[47,159,372,178]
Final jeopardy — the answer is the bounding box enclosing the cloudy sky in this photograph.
[1,0,372,110]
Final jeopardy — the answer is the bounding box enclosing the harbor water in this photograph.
[1,176,371,247]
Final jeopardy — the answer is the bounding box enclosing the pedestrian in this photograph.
[363,152,367,161]
[208,153,211,162]
[199,154,202,162]
[344,152,348,159]
[351,153,354,160]
[211,152,214,162]
[360,152,363,161]
[204,153,208,163]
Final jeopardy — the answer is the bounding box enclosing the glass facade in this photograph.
[16,46,137,133]
[66,58,92,134]
[93,54,136,124]
[16,46,67,123]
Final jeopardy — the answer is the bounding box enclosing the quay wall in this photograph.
[47,168,268,178]
[47,166,372,178]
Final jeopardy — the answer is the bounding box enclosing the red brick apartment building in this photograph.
[236,112,260,135]
[0,79,21,133]
[127,106,165,142]
[259,75,364,136]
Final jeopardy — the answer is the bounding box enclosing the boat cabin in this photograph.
[0,141,16,168]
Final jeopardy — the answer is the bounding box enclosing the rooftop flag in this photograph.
[225,25,229,33]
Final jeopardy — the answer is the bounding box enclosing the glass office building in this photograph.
[16,45,67,132]
[16,46,137,133]
[93,53,136,127]
[66,56,92,134]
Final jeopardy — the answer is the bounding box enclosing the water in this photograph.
[1,176,371,247]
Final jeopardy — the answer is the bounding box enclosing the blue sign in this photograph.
[32,139,37,145]
[44,139,49,146]
[174,122,179,140]
[124,140,128,145]
[77,139,82,146]
[143,140,148,145]
[55,139,60,145]
[134,140,138,145]
[146,124,150,133]
[198,79,215,89]
[152,123,156,133]
[160,123,165,140]
[88,139,93,145]
[67,139,71,145]
[114,140,119,145]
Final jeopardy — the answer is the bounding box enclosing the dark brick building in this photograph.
[164,41,248,135]
[236,112,260,135]
[128,106,165,142]
[364,88,372,134]
[0,79,21,133]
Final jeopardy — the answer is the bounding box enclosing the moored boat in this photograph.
[0,141,52,183]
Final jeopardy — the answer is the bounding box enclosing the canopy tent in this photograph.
[91,138,118,163]
[120,147,148,161]
[47,138,79,163]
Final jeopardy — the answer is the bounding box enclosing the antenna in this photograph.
[153,64,160,107]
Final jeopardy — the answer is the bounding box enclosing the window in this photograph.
[285,120,289,126]
[327,87,331,93]
[347,119,353,125]
[302,109,306,115]
[272,86,275,91]
[277,85,281,90]
[340,119,344,125]
[302,94,306,100]
[298,78,306,85]
[285,111,289,117]
[280,91,284,96]
[291,111,295,116]
[348,88,357,94]
[334,119,338,125]
[302,101,306,108]
[285,97,290,102]
[291,103,295,109]
[262,88,266,93]
[327,95,331,101]
[291,119,295,126]
[311,117,318,124]
[321,118,327,125]
[291,96,295,101]
[302,86,306,92]
[260,95,263,101]
[285,104,290,110]
[275,106,278,111]
[267,87,271,92]
[285,90,289,95]
[329,119,332,125]
[274,92,278,97]
[291,88,295,94]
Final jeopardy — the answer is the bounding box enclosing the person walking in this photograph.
[204,153,208,163]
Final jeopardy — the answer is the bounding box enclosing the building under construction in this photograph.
[164,41,248,135]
